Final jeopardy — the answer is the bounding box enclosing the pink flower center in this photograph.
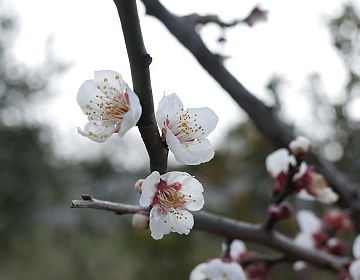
[151,179,188,214]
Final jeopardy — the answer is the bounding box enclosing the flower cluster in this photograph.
[190,240,247,280]
[294,209,353,271]
[265,136,338,204]
[77,71,218,240]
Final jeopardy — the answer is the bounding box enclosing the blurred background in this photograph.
[0,0,359,279]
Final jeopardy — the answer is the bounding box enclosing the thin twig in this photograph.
[71,196,350,271]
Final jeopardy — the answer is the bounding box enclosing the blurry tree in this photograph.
[1,2,360,280]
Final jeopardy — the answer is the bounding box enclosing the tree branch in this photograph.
[139,0,360,229]
[71,196,350,271]
[113,0,168,173]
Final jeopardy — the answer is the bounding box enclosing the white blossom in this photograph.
[350,235,360,280]
[289,136,310,155]
[139,171,204,240]
[156,93,218,165]
[190,259,247,280]
[294,210,322,250]
[77,70,142,142]
[265,148,296,178]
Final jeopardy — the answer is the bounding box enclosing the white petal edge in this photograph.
[205,259,247,280]
[94,70,127,92]
[77,122,116,143]
[296,210,321,233]
[149,206,171,240]
[140,171,160,207]
[265,148,295,178]
[186,107,218,139]
[189,263,208,280]
[166,129,215,165]
[117,86,142,137]
[353,234,360,259]
[350,259,360,280]
[156,93,184,128]
[230,240,246,260]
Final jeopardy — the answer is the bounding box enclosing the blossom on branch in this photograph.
[295,166,339,204]
[77,70,142,142]
[190,259,247,280]
[139,171,204,240]
[289,136,310,156]
[156,93,218,165]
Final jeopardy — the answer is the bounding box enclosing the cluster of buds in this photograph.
[266,136,338,204]
[294,209,353,268]
[266,202,292,222]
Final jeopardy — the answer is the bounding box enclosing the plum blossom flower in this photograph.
[265,148,295,179]
[139,171,204,240]
[294,210,323,250]
[295,166,338,204]
[156,93,218,165]
[77,70,142,142]
[265,148,296,193]
[190,259,247,280]
[293,210,324,271]
[289,136,310,156]
[349,235,360,280]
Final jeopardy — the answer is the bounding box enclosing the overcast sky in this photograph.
[4,0,350,167]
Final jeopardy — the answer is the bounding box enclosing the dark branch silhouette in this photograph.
[139,0,360,229]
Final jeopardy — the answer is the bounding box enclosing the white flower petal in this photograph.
[168,209,194,235]
[230,239,246,260]
[353,235,360,259]
[77,80,103,114]
[156,93,184,128]
[294,232,315,250]
[186,107,218,139]
[296,210,321,233]
[117,86,142,136]
[296,189,316,201]
[265,148,295,178]
[316,188,339,204]
[77,122,116,143]
[230,240,247,260]
[293,162,308,181]
[205,259,247,280]
[189,263,208,280]
[140,171,160,207]
[160,171,193,185]
[289,136,310,154]
[350,259,360,280]
[166,129,215,165]
[94,70,127,92]
[149,206,171,240]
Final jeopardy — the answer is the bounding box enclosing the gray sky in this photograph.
[6,0,350,166]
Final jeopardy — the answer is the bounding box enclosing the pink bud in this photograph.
[267,204,282,221]
[279,202,293,220]
[327,238,347,256]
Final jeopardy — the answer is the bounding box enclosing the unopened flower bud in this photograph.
[267,203,293,222]
[267,204,282,221]
[279,202,293,220]
[327,238,347,256]
[131,212,149,231]
[323,209,353,233]
[289,136,310,156]
[134,179,144,193]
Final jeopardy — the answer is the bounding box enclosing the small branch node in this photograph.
[82,194,93,201]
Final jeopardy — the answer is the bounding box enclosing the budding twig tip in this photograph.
[82,194,93,201]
